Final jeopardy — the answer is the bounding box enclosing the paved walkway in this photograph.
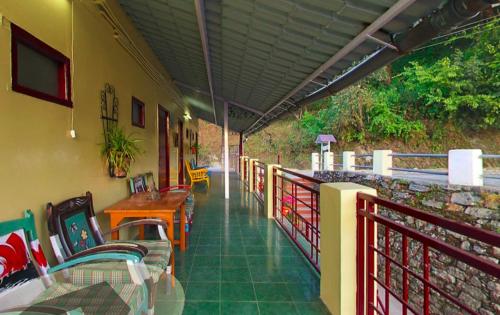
[173,172,329,315]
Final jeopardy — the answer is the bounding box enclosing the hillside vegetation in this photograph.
[247,18,499,169]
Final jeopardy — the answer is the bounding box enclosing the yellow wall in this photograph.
[0,0,197,259]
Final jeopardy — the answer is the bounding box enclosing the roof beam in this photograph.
[175,81,265,116]
[194,0,217,124]
[245,0,417,134]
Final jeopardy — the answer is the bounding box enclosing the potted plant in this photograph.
[101,126,142,178]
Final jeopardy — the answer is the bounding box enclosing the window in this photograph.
[11,24,72,107]
[131,97,145,128]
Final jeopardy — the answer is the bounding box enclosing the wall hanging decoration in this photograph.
[99,83,142,178]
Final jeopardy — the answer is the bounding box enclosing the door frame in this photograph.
[178,119,184,185]
[158,105,170,189]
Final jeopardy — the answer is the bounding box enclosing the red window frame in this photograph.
[11,24,72,107]
[131,96,145,128]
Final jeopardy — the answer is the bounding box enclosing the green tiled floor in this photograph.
[173,172,330,315]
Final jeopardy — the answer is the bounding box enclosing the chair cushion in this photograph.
[109,240,172,271]
[68,261,163,285]
[35,282,145,315]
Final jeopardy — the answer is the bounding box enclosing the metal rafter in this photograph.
[175,81,264,116]
[194,0,217,124]
[244,0,417,134]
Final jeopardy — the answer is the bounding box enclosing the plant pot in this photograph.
[113,167,127,178]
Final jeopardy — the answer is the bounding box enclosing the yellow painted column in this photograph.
[248,159,259,192]
[240,156,248,181]
[320,182,377,315]
[264,164,280,218]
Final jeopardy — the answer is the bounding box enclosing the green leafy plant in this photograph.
[101,126,143,177]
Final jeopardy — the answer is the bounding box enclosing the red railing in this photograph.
[253,161,265,203]
[273,167,323,272]
[356,192,500,315]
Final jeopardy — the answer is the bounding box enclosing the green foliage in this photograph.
[297,18,499,144]
[101,126,143,175]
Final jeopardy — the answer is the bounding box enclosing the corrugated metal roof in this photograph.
[118,0,446,132]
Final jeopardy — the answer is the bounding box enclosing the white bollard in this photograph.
[312,153,320,171]
[342,151,355,172]
[448,149,483,186]
[373,150,393,176]
[323,152,334,171]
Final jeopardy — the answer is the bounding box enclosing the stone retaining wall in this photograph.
[314,171,499,315]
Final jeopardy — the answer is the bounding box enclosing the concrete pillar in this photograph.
[342,151,355,171]
[264,164,281,218]
[373,150,392,176]
[248,159,259,192]
[323,152,334,171]
[312,153,320,171]
[320,182,377,315]
[448,149,483,186]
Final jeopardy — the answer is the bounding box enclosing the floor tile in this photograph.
[190,266,221,282]
[221,267,251,282]
[196,245,221,256]
[254,283,293,301]
[221,255,247,268]
[258,302,298,315]
[294,301,331,315]
[193,255,221,268]
[221,301,259,315]
[186,282,220,301]
[220,282,256,301]
[183,301,220,315]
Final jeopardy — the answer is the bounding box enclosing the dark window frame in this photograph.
[131,96,145,128]
[11,24,72,107]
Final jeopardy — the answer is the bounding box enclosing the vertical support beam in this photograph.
[248,159,259,192]
[343,151,355,171]
[448,149,483,186]
[224,101,229,199]
[240,156,247,181]
[264,164,281,218]
[320,182,376,315]
[239,132,243,173]
[373,150,392,176]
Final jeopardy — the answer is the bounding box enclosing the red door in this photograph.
[158,106,170,189]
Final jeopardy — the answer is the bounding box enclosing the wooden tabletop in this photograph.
[104,190,190,212]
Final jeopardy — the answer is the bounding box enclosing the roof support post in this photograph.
[194,0,217,124]
[224,101,230,199]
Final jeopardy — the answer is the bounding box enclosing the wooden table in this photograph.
[104,190,189,251]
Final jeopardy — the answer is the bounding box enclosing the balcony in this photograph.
[172,172,326,314]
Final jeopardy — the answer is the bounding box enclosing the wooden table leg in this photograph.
[110,215,122,240]
[180,204,186,251]
[163,214,175,246]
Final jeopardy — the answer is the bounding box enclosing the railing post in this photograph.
[373,150,392,176]
[248,159,259,192]
[342,151,355,171]
[323,152,334,171]
[312,153,320,171]
[264,164,281,218]
[320,182,376,315]
[448,149,483,186]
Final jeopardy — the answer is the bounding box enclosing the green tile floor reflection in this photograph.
[172,172,330,315]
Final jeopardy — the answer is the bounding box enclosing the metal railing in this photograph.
[273,167,323,272]
[481,154,500,180]
[253,161,265,203]
[389,153,448,176]
[356,193,500,315]
[353,153,373,170]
